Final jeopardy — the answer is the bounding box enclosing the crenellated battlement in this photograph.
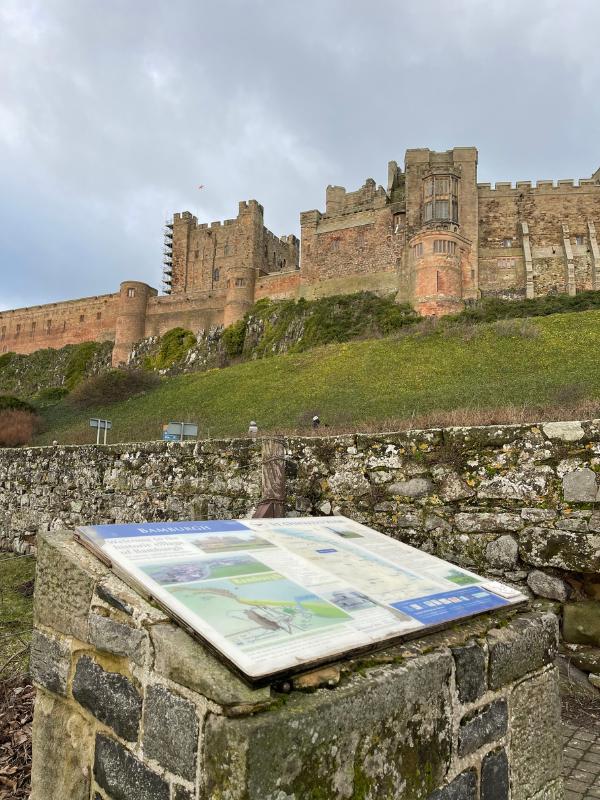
[478,177,599,193]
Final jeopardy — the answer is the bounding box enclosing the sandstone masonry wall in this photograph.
[0,293,119,355]
[3,420,600,681]
[30,528,563,799]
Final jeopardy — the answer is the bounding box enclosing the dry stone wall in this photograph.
[2,419,600,681]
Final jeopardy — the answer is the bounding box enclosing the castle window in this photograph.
[501,238,513,248]
[393,214,403,233]
[224,242,231,256]
[305,244,311,255]
[79,314,85,322]
[423,175,459,224]
[46,320,51,332]
[97,312,102,320]
[433,240,456,255]
[412,242,423,258]
[235,277,246,287]
[63,321,67,331]
[15,324,20,336]
[498,257,516,269]
[213,268,220,282]
[194,250,199,259]
[575,234,585,245]
[31,322,36,333]
[330,239,340,252]
[434,200,449,219]
[436,272,441,292]
[127,288,136,298]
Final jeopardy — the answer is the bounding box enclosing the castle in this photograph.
[2,146,599,366]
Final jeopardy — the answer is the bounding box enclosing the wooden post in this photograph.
[253,437,286,518]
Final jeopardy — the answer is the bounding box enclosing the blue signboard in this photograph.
[391,586,509,624]
[84,520,250,539]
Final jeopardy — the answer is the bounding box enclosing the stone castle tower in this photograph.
[1,146,599,364]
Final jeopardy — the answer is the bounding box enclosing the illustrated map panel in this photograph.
[76,516,526,682]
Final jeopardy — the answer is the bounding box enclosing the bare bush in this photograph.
[66,369,160,410]
[491,318,539,339]
[0,410,39,447]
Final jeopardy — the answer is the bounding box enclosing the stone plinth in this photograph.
[30,530,564,800]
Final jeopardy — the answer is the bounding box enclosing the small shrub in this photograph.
[67,369,160,409]
[222,319,247,358]
[0,352,14,370]
[145,328,196,371]
[0,409,39,447]
[0,395,36,414]
[65,341,102,390]
[35,386,69,404]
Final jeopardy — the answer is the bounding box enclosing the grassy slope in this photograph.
[0,556,36,675]
[34,309,600,444]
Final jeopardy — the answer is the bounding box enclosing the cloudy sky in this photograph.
[1,0,599,310]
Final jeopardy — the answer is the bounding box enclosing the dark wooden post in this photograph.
[253,437,286,518]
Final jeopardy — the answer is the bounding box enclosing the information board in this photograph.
[76,517,527,684]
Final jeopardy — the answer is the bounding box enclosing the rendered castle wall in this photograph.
[1,146,599,364]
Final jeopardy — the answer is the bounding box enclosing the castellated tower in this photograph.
[112,281,157,366]
[223,200,263,327]
[403,147,478,316]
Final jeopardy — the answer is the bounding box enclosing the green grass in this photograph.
[0,555,36,677]
[32,309,600,445]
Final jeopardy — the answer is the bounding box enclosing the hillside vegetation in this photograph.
[0,341,112,400]
[32,308,600,445]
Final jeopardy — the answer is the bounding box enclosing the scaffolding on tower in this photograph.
[162,220,173,294]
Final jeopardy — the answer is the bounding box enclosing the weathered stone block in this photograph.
[477,471,549,502]
[563,467,599,502]
[565,644,600,673]
[204,652,453,799]
[35,530,108,640]
[562,600,600,647]
[142,684,199,781]
[526,570,569,602]
[436,471,475,502]
[30,691,94,800]
[427,769,478,800]
[94,734,169,800]
[485,535,518,568]
[542,421,585,441]
[527,779,563,799]
[509,667,562,800]
[521,508,556,523]
[387,477,433,497]
[480,748,509,800]
[29,628,70,696]
[455,512,522,533]
[151,623,273,712]
[89,613,147,664]
[487,613,558,689]
[72,656,142,741]
[172,786,194,800]
[458,699,508,756]
[519,527,600,572]
[451,640,486,704]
